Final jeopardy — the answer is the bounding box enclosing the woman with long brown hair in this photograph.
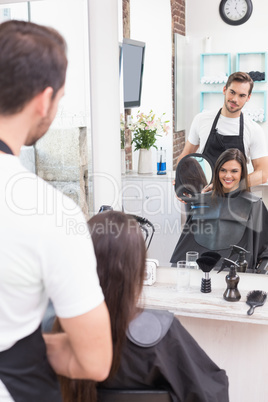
[171,148,268,271]
[51,210,228,402]
[212,147,249,196]
[53,211,146,401]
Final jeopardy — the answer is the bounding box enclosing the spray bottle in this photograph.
[228,245,249,273]
[218,258,241,302]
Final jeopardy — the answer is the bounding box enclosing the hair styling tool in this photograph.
[246,290,267,315]
[129,215,155,250]
[201,251,221,263]
[98,206,155,251]
[196,255,220,293]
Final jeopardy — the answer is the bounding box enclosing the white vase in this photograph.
[121,149,126,174]
[138,148,152,174]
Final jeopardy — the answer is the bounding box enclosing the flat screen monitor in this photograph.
[122,38,145,108]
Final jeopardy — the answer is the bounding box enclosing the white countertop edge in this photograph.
[140,267,268,326]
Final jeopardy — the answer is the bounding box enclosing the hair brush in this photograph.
[196,256,219,293]
[201,251,221,264]
[246,290,267,315]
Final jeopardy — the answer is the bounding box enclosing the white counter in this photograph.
[141,267,268,402]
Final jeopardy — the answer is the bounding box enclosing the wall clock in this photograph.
[219,0,253,26]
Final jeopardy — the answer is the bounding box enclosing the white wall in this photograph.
[130,0,268,169]
[29,0,91,129]
[185,0,268,150]
[130,0,173,172]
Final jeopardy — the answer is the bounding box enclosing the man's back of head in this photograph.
[0,20,68,116]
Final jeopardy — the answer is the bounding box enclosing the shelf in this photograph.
[236,52,267,83]
[200,53,231,84]
[200,91,223,112]
[243,90,267,122]
[199,52,267,122]
[200,90,266,122]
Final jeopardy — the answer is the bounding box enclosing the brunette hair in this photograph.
[0,20,67,115]
[53,211,147,402]
[225,71,254,96]
[179,156,208,194]
[212,148,249,197]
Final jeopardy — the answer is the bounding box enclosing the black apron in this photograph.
[0,140,62,401]
[0,326,62,402]
[202,108,246,168]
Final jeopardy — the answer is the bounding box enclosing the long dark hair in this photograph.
[53,211,147,402]
[179,156,208,194]
[212,148,249,197]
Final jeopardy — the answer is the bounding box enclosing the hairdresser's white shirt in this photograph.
[188,109,268,163]
[0,155,104,401]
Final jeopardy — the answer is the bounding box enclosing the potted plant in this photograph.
[129,110,169,174]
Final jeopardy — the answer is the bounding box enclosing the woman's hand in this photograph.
[172,179,187,204]
[201,183,213,193]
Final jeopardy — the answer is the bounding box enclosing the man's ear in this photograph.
[223,86,227,95]
[35,87,54,117]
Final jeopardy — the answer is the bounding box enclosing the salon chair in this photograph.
[97,389,171,402]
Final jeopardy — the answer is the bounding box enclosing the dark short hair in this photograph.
[225,72,254,96]
[212,148,249,197]
[0,20,67,115]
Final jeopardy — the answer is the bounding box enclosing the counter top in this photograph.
[122,171,175,179]
[141,267,268,326]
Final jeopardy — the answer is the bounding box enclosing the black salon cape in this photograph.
[170,191,268,269]
[99,317,229,402]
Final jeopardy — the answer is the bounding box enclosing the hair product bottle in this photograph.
[218,258,241,302]
[228,245,249,273]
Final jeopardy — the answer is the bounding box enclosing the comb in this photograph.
[246,290,267,315]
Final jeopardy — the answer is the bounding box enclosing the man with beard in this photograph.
[176,72,268,187]
[0,20,112,402]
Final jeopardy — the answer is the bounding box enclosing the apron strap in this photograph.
[0,139,14,155]
[239,112,244,137]
[210,108,222,133]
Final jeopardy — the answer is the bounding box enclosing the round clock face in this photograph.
[219,0,253,26]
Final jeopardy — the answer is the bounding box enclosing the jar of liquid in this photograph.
[157,147,166,175]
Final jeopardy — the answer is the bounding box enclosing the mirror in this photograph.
[174,153,213,202]
[0,0,93,217]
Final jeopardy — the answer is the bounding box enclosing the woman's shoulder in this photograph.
[240,191,261,203]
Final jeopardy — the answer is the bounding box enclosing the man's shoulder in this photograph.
[196,109,218,118]
[193,109,218,124]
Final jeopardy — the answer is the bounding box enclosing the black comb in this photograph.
[246,290,267,315]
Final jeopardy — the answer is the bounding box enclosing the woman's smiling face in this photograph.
[218,160,242,193]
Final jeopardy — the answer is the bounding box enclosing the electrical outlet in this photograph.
[143,258,159,285]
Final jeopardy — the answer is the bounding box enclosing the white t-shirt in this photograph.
[0,155,104,400]
[188,109,268,163]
